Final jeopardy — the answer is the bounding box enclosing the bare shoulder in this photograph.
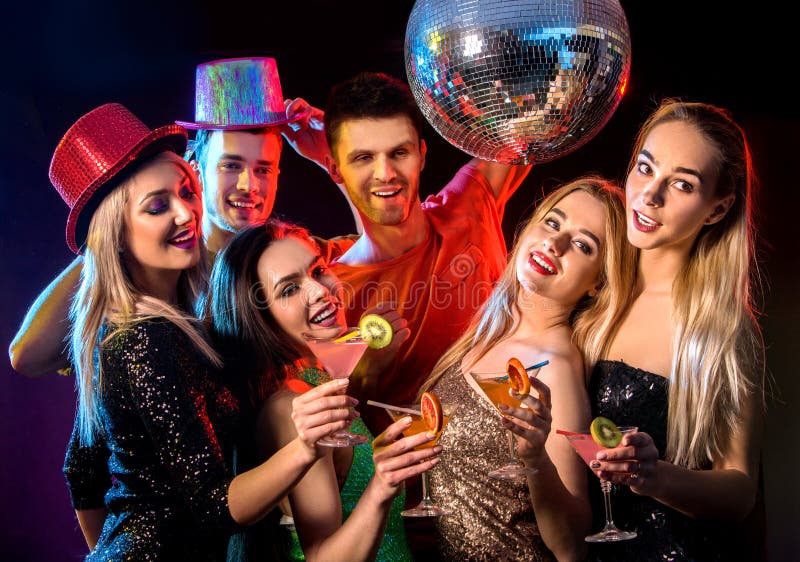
[259,386,298,425]
[537,344,585,390]
[256,385,302,451]
[539,343,591,429]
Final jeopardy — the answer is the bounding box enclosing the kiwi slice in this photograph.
[358,314,394,349]
[590,416,622,448]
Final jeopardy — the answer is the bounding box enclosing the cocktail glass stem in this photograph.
[507,430,522,466]
[600,479,617,530]
[487,429,537,480]
[420,471,434,508]
[584,479,637,542]
[401,471,451,517]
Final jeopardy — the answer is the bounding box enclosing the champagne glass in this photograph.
[303,329,369,447]
[556,427,638,542]
[469,360,548,479]
[367,399,457,517]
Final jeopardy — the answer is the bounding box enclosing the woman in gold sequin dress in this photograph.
[420,177,634,561]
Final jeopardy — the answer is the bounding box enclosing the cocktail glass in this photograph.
[303,329,369,447]
[469,360,548,479]
[367,399,457,517]
[556,427,638,542]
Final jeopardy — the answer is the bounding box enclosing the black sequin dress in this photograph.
[63,318,241,561]
[587,360,740,562]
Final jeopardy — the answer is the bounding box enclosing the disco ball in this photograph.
[405,0,631,164]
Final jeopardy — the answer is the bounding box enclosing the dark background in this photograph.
[1,1,797,560]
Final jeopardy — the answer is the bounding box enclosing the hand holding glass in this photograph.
[303,330,369,447]
[367,399,457,517]
[556,427,638,542]
[469,360,548,479]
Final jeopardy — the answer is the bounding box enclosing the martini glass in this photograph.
[469,360,548,479]
[367,399,457,517]
[303,329,369,447]
[556,427,638,542]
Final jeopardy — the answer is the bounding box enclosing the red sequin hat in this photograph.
[49,103,187,254]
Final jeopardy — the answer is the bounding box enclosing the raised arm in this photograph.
[228,379,359,525]
[9,256,82,376]
[469,158,532,215]
[282,97,363,235]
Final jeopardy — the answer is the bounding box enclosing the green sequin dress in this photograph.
[283,368,413,562]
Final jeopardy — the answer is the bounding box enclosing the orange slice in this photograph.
[420,391,443,433]
[333,329,360,343]
[506,357,530,395]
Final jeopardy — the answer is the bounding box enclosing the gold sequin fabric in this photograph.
[428,361,554,562]
[63,318,239,561]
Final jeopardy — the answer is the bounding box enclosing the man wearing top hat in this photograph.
[176,57,359,256]
[8,57,359,377]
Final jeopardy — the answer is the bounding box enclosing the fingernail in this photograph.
[590,461,601,469]
[498,404,509,411]
[596,452,607,460]
[337,379,349,386]
[402,416,412,425]
[429,457,440,466]
[433,445,443,453]
[426,431,436,439]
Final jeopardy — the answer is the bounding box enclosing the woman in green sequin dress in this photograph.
[208,220,433,562]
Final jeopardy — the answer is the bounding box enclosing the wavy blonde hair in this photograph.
[421,176,632,395]
[622,100,764,469]
[70,151,220,443]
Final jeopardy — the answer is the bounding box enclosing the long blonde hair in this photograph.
[624,100,764,469]
[70,151,220,443]
[421,176,632,395]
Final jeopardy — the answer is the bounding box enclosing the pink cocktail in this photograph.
[305,336,368,379]
[557,427,638,543]
[303,329,369,447]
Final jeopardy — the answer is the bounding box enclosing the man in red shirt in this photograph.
[321,72,532,433]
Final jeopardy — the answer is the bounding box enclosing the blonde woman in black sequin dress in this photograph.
[419,177,634,561]
[580,101,766,561]
[56,104,359,561]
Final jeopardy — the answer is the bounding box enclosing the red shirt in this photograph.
[331,164,507,432]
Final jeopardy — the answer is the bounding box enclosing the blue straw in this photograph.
[526,359,550,371]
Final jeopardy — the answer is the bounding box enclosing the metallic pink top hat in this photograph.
[49,103,187,254]
[176,57,301,130]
